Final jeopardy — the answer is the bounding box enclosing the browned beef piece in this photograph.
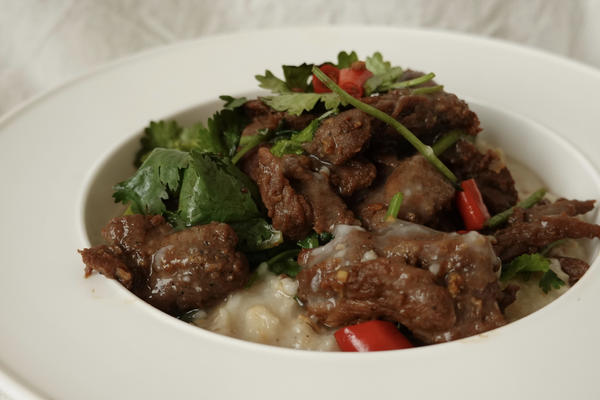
[355,154,455,229]
[293,155,377,197]
[303,108,372,165]
[246,149,357,238]
[363,89,481,144]
[303,87,479,165]
[494,215,600,262]
[513,198,595,222]
[556,257,589,285]
[142,222,248,315]
[242,100,281,136]
[297,222,505,344]
[282,155,358,233]
[383,155,455,223]
[328,158,377,197]
[297,225,374,267]
[80,245,133,288]
[82,214,172,288]
[298,257,456,333]
[373,222,505,343]
[298,225,454,332]
[241,99,315,136]
[441,140,517,214]
[253,147,313,240]
[79,216,249,315]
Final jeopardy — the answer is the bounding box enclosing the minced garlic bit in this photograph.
[336,269,349,282]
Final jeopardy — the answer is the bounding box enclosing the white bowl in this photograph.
[1,27,600,400]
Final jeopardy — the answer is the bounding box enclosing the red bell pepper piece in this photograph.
[337,61,373,98]
[312,64,340,93]
[456,178,491,231]
[334,320,413,352]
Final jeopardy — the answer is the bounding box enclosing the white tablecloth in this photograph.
[1,0,599,398]
[1,0,599,117]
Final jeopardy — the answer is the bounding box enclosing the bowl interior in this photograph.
[81,98,226,245]
[80,97,600,338]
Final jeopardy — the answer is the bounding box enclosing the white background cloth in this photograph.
[1,0,599,118]
[0,0,598,398]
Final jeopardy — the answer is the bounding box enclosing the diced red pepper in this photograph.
[312,64,340,93]
[337,61,373,98]
[334,320,413,352]
[456,178,491,231]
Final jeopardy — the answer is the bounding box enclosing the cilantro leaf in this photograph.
[261,92,343,116]
[337,51,358,68]
[114,149,261,228]
[297,230,335,249]
[176,151,260,227]
[220,95,247,110]
[297,232,319,249]
[181,123,227,154]
[539,270,566,293]
[364,67,404,95]
[207,105,249,157]
[115,148,190,215]
[256,65,314,94]
[269,140,305,157]
[256,70,291,94]
[270,109,337,156]
[134,97,248,165]
[364,52,404,95]
[365,51,392,75]
[501,253,566,293]
[318,231,333,243]
[270,258,302,278]
[230,218,283,252]
[282,63,314,92]
[135,121,183,166]
[501,253,551,282]
[267,249,302,278]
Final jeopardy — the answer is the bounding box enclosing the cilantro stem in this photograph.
[411,85,444,95]
[541,239,567,256]
[312,66,457,184]
[267,249,301,265]
[485,188,547,228]
[231,130,273,165]
[387,72,436,90]
[432,129,466,156]
[385,192,404,222]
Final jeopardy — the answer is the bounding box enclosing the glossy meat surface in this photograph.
[80,215,249,315]
[297,223,505,344]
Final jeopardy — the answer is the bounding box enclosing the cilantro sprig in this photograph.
[270,109,337,157]
[134,96,248,166]
[312,65,458,184]
[256,64,345,115]
[501,253,566,293]
[256,51,441,117]
[364,52,404,95]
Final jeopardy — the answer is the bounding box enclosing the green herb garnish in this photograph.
[501,253,566,293]
[266,249,302,277]
[485,188,547,228]
[134,96,247,166]
[432,129,467,156]
[270,109,337,157]
[115,149,260,228]
[312,65,457,184]
[385,192,404,221]
[411,85,444,95]
[337,51,359,68]
[385,72,435,91]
